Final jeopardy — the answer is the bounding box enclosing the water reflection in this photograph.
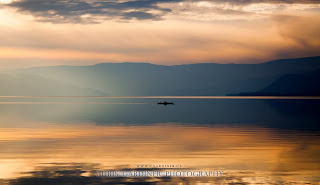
[0,98,320,129]
[0,98,319,184]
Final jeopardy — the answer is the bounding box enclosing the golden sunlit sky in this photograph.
[0,0,320,69]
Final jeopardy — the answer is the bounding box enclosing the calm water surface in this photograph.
[0,96,319,184]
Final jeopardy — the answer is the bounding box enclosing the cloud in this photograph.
[5,0,179,23]
[4,163,247,185]
[271,14,320,58]
[4,0,320,24]
[273,15,320,46]
[0,13,320,69]
[0,0,320,68]
[204,0,320,5]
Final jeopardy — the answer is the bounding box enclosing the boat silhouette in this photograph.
[158,101,174,105]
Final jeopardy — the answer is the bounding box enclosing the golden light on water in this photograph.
[0,121,319,183]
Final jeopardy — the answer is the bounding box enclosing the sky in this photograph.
[0,0,320,69]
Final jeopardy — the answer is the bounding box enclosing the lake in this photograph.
[0,96,319,184]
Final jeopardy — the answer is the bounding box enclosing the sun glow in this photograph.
[0,0,12,4]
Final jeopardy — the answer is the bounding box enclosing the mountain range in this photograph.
[237,69,320,96]
[1,56,320,96]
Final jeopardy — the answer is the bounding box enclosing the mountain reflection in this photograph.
[0,98,319,129]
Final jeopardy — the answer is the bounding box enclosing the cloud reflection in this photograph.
[0,123,319,184]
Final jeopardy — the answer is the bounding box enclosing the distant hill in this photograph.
[237,69,320,96]
[0,73,106,96]
[0,56,320,96]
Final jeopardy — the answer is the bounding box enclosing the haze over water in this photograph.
[0,96,319,184]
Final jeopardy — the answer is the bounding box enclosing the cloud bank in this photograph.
[4,0,320,23]
[0,0,319,68]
